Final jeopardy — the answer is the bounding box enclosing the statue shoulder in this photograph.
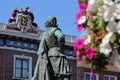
[51,27,61,32]
[39,32,46,40]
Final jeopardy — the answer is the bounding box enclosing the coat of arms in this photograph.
[7,7,38,33]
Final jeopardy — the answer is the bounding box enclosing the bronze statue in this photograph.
[32,16,72,80]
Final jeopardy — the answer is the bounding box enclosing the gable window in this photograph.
[14,55,32,79]
[84,72,98,80]
[104,75,117,80]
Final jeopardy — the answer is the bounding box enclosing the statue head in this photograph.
[45,16,57,28]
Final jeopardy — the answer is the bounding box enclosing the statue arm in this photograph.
[54,29,65,52]
[38,32,46,45]
[38,32,46,55]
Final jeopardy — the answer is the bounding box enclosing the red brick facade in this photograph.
[0,49,38,80]
[0,48,77,80]
[77,61,120,80]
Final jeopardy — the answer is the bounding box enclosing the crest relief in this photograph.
[7,7,39,33]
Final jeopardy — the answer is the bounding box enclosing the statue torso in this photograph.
[45,27,58,48]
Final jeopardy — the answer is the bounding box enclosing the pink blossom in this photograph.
[85,47,95,59]
[76,12,83,21]
[74,38,85,52]
[79,3,87,12]
[77,24,83,31]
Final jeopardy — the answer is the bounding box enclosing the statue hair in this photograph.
[45,16,58,28]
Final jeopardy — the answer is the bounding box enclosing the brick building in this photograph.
[76,59,120,80]
[0,23,77,80]
[1,22,120,80]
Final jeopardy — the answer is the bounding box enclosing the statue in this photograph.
[32,16,72,80]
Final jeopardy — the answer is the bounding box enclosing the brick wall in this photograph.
[68,58,77,80]
[0,49,4,80]
[0,48,77,80]
[0,49,37,80]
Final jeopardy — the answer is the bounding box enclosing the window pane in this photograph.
[72,51,76,57]
[34,44,38,51]
[15,69,21,78]
[92,75,96,80]
[27,43,31,49]
[16,59,21,68]
[64,49,69,56]
[13,41,17,47]
[85,74,90,80]
[0,39,3,45]
[15,58,29,79]
[6,40,10,46]
[69,51,73,56]
[110,77,115,80]
[23,59,29,69]
[20,42,24,48]
[104,76,109,80]
[22,69,28,78]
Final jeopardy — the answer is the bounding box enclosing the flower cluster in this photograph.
[74,0,120,71]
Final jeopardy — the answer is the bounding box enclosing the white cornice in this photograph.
[0,46,37,54]
[0,23,76,45]
[0,29,39,40]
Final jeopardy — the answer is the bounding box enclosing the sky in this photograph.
[0,0,80,38]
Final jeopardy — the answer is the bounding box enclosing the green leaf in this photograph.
[98,17,106,28]
[87,20,95,29]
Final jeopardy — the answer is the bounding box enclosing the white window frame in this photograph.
[103,75,117,80]
[84,72,99,80]
[13,55,32,79]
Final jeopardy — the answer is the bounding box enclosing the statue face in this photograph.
[21,17,28,26]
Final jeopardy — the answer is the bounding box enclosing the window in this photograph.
[64,50,76,57]
[72,51,76,57]
[6,40,11,46]
[15,58,29,78]
[20,42,24,49]
[0,39,3,45]
[104,75,117,80]
[13,41,18,47]
[34,44,38,51]
[84,73,98,80]
[64,49,70,56]
[14,55,32,79]
[27,43,31,49]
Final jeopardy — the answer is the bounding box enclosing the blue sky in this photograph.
[0,0,80,37]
